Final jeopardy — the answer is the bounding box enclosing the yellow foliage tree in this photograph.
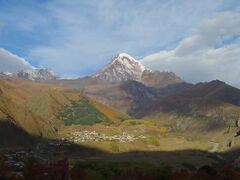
[159,127,167,136]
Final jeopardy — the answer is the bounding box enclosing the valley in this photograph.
[1,0,240,178]
[0,53,240,179]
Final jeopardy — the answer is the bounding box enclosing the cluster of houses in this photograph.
[67,130,140,143]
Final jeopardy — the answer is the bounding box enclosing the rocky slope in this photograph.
[141,70,183,88]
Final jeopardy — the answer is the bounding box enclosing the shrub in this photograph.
[145,136,160,146]
[159,127,168,136]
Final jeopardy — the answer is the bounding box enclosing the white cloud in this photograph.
[0,48,34,73]
[27,0,227,77]
[142,12,240,87]
[1,0,238,80]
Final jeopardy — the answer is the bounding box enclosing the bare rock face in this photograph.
[92,53,183,88]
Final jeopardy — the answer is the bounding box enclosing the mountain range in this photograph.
[56,53,240,132]
[1,53,182,87]
[91,53,183,88]
[1,52,240,147]
[1,68,58,81]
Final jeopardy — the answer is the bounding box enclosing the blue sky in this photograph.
[0,0,240,86]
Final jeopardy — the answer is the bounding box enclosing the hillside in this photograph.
[133,81,240,135]
[60,76,240,138]
[160,80,240,115]
[58,78,240,119]
[57,78,193,117]
[57,77,157,114]
[177,80,240,106]
[0,76,128,146]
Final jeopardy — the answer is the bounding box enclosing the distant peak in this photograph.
[111,53,145,71]
[15,68,58,81]
[113,53,138,62]
[117,53,135,59]
[0,72,13,76]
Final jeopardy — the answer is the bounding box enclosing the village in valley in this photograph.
[66,130,145,143]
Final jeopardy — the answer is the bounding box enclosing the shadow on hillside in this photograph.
[0,121,106,156]
[0,121,36,147]
[0,121,240,169]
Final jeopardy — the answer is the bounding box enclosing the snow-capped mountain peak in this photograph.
[16,68,58,81]
[92,53,146,82]
[91,52,183,87]
[0,72,13,76]
[111,53,145,72]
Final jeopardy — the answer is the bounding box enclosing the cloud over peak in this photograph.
[142,12,240,87]
[0,48,34,73]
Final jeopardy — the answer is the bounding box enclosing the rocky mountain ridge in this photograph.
[1,68,58,81]
[91,53,183,88]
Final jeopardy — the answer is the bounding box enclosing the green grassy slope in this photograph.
[59,97,111,125]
